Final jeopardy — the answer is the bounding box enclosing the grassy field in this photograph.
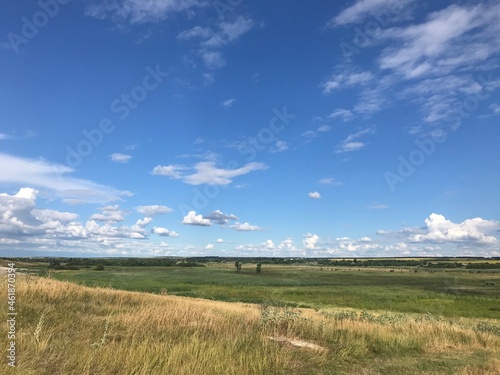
[1,274,499,375]
[2,262,499,373]
[46,263,500,319]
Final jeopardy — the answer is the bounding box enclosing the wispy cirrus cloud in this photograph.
[328,0,417,27]
[0,153,132,204]
[335,128,374,153]
[178,15,255,70]
[324,2,500,128]
[85,0,205,25]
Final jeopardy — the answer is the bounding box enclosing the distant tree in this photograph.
[235,261,242,273]
[256,263,262,273]
[95,265,105,271]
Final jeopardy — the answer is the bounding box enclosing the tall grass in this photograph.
[0,275,499,374]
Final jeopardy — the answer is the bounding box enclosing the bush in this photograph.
[94,265,105,271]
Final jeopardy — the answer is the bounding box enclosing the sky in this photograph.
[0,0,499,258]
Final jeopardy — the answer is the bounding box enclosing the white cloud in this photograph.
[318,177,343,186]
[203,210,238,225]
[490,103,500,114]
[90,205,127,223]
[177,16,254,70]
[135,205,173,216]
[317,125,332,132]
[0,133,11,140]
[328,108,354,121]
[222,98,236,108]
[110,153,132,163]
[0,153,132,204]
[182,211,212,226]
[152,161,268,186]
[0,188,151,244]
[205,243,214,250]
[410,213,498,245]
[368,203,388,209]
[85,0,204,25]
[151,165,185,179]
[308,192,321,199]
[263,239,276,250]
[359,236,372,242]
[32,209,79,223]
[278,238,296,250]
[377,230,390,235]
[270,140,289,153]
[329,0,416,26]
[322,71,374,94]
[151,227,179,237]
[336,141,365,153]
[133,217,153,229]
[216,238,224,243]
[335,128,373,153]
[201,51,226,69]
[303,233,319,250]
[231,222,262,231]
[202,16,254,49]
[177,26,213,40]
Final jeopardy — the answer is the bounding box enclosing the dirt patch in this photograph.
[268,336,327,352]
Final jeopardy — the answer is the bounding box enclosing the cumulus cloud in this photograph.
[231,222,262,231]
[90,205,127,223]
[135,205,173,216]
[32,209,79,223]
[0,188,150,245]
[216,238,224,243]
[110,153,132,163]
[303,233,319,249]
[263,239,276,249]
[202,210,238,225]
[278,238,295,250]
[182,211,212,226]
[151,227,179,237]
[308,192,321,199]
[205,243,214,250]
[410,213,498,245]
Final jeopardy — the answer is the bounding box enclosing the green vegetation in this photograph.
[36,262,500,319]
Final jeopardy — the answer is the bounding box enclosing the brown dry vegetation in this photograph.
[1,275,499,374]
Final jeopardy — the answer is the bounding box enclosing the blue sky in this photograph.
[1,0,499,257]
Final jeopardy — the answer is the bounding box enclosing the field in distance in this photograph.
[22,260,500,320]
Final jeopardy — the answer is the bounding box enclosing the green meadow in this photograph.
[48,263,500,319]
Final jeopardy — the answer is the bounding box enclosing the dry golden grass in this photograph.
[0,275,499,374]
